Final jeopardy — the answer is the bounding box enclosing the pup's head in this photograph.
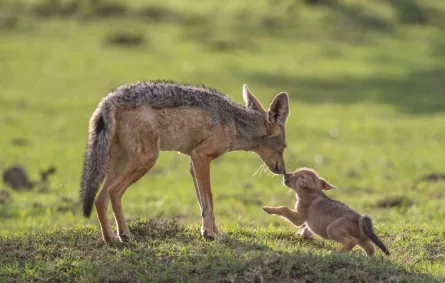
[283,168,336,193]
[242,84,289,174]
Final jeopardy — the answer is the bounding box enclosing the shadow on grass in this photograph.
[247,66,445,115]
[0,219,440,282]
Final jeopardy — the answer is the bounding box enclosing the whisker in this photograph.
[252,164,264,177]
[257,164,264,177]
[261,166,272,176]
[259,164,268,177]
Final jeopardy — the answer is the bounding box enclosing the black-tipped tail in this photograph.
[360,216,390,256]
[80,109,112,218]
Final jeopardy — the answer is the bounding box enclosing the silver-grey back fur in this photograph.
[80,80,266,217]
[107,80,266,138]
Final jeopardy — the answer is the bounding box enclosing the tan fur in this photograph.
[84,84,290,244]
[263,167,389,256]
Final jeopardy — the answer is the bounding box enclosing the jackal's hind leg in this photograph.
[95,176,120,244]
[95,146,127,244]
[109,106,160,243]
[109,151,158,243]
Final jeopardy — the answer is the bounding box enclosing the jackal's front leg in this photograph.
[190,153,216,240]
[189,161,218,234]
[263,206,306,227]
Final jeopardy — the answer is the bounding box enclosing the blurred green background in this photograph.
[1,0,445,237]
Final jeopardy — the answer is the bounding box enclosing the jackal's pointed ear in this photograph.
[268,92,289,125]
[320,178,336,191]
[243,84,265,112]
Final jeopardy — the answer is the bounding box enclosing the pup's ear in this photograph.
[320,178,336,190]
[268,92,289,125]
[299,175,316,189]
[243,84,265,112]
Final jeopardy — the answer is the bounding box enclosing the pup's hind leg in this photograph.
[327,217,357,253]
[357,238,375,256]
[298,225,314,239]
[337,238,357,253]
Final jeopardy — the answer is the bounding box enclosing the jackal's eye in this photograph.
[266,136,280,146]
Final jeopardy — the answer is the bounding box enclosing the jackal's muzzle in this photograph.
[270,162,286,174]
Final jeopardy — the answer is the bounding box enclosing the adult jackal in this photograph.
[80,80,290,243]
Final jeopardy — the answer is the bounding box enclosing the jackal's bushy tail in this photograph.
[80,102,114,218]
[359,215,390,256]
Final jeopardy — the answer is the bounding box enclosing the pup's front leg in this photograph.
[263,206,306,227]
[263,206,283,215]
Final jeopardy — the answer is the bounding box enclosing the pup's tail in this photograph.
[359,215,390,256]
[80,101,114,218]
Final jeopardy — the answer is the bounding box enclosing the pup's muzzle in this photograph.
[283,173,291,187]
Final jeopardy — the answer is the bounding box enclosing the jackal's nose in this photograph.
[272,163,285,174]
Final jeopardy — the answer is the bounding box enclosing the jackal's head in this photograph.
[242,84,289,174]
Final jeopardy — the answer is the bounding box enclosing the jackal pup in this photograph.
[263,168,390,256]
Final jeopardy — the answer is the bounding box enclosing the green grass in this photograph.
[1,0,445,281]
[1,219,444,282]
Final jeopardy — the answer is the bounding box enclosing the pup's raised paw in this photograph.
[263,206,273,214]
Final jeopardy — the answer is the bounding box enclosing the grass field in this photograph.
[1,0,445,282]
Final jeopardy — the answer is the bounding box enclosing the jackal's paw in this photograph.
[213,224,219,235]
[119,233,131,244]
[262,206,274,214]
[201,228,216,241]
[102,235,121,245]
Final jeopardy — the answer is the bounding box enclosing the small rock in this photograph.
[2,164,56,191]
[2,165,35,190]
[411,173,445,189]
[376,196,413,208]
